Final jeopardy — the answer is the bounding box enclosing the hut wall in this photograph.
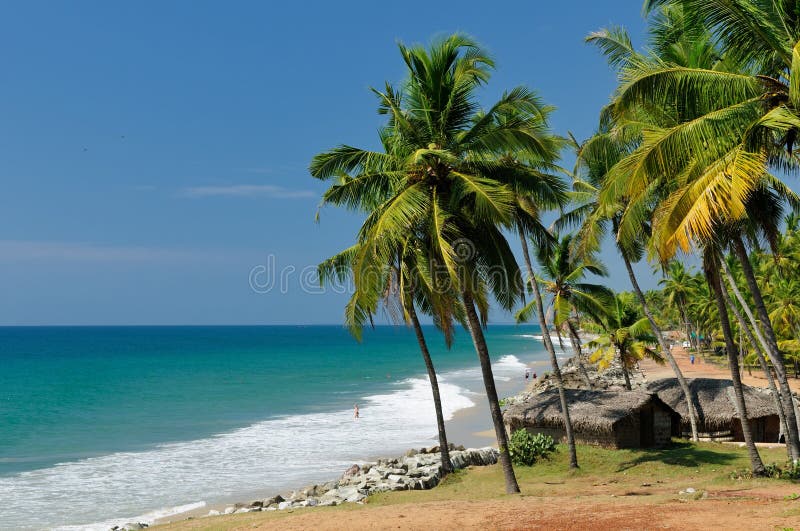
[730,415,782,443]
[653,406,673,447]
[614,417,641,448]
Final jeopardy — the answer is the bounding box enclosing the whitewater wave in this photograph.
[0,375,475,530]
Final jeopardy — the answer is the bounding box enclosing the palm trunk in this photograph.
[679,304,698,352]
[707,260,765,475]
[565,319,592,388]
[622,254,699,440]
[731,237,800,461]
[461,289,520,493]
[621,361,632,390]
[406,299,453,474]
[519,231,578,468]
[720,282,791,454]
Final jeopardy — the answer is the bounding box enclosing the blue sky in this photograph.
[0,1,653,325]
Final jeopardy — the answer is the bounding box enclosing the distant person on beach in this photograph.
[353,404,359,419]
[525,369,530,380]
[533,372,537,380]
[690,355,695,365]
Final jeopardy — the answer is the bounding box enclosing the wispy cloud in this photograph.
[0,241,197,263]
[181,184,315,199]
[240,167,274,174]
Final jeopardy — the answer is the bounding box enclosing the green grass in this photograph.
[366,440,791,506]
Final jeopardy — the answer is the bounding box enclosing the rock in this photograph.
[343,464,361,477]
[336,486,359,499]
[277,501,293,510]
[301,484,322,497]
[387,474,405,483]
[686,487,696,493]
[263,494,284,506]
[206,510,221,516]
[122,524,146,531]
[249,500,264,508]
[318,499,339,507]
[223,507,235,515]
[382,467,405,478]
[346,491,367,503]
[306,498,318,507]
[406,448,418,457]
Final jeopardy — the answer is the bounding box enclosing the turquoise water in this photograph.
[0,325,548,529]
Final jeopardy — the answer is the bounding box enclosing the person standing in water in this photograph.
[353,404,359,419]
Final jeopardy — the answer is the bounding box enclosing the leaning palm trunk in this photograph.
[720,282,791,457]
[519,231,578,468]
[461,290,520,493]
[731,238,800,462]
[565,319,593,388]
[707,262,766,475]
[622,255,699,440]
[722,261,800,444]
[406,299,453,474]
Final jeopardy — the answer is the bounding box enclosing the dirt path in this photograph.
[640,346,800,393]
[162,485,800,530]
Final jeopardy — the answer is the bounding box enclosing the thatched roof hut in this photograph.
[503,389,676,449]
[647,378,781,442]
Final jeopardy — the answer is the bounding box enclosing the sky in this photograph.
[0,1,654,325]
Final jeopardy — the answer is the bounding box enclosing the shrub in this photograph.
[731,461,800,480]
[508,430,556,466]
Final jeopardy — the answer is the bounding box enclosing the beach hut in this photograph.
[503,389,677,449]
[647,378,781,442]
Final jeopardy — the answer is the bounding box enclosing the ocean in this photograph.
[0,325,554,530]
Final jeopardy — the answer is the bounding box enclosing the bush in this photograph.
[508,430,556,466]
[731,461,800,480]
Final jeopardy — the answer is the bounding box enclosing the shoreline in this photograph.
[150,354,542,527]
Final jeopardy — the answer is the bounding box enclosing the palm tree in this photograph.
[564,132,702,439]
[318,238,459,474]
[597,1,800,462]
[704,246,766,475]
[312,35,559,493]
[587,294,665,390]
[659,261,701,351]
[517,233,614,389]
[580,11,723,440]
[498,108,580,468]
[720,269,793,456]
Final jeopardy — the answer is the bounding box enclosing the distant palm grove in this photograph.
[310,0,800,488]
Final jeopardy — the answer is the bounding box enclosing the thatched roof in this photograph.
[503,389,673,434]
[647,378,779,430]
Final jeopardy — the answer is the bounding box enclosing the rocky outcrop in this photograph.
[207,446,499,517]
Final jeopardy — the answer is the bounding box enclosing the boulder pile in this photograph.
[208,445,499,516]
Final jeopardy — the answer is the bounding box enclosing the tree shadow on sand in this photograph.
[616,440,740,472]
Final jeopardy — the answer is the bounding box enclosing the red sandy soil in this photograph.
[160,484,800,530]
[640,346,800,393]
